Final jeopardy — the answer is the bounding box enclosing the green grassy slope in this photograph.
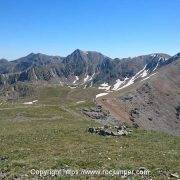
[0,86,179,179]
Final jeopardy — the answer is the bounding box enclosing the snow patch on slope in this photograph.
[100,83,109,87]
[98,82,111,91]
[112,79,124,90]
[83,84,87,89]
[76,100,85,104]
[151,53,168,62]
[141,69,148,77]
[118,65,147,90]
[94,64,158,98]
[141,73,156,81]
[68,86,76,89]
[73,76,79,84]
[23,100,38,105]
[89,72,95,81]
[90,81,93,87]
[96,93,108,98]
[84,74,90,83]
[119,77,135,89]
[83,73,95,84]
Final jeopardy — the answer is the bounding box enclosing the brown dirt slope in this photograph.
[97,60,180,136]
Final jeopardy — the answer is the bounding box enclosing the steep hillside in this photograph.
[97,54,180,135]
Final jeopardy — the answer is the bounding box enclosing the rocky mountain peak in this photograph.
[0,58,9,63]
[174,52,180,58]
[0,50,179,88]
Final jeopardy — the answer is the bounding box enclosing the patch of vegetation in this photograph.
[0,86,179,179]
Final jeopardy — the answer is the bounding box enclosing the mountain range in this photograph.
[0,49,177,89]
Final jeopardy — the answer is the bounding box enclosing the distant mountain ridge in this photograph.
[0,49,179,89]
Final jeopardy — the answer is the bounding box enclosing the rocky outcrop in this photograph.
[82,105,109,119]
[87,125,131,137]
[82,105,119,126]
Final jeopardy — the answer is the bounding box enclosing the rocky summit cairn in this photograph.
[87,125,131,137]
